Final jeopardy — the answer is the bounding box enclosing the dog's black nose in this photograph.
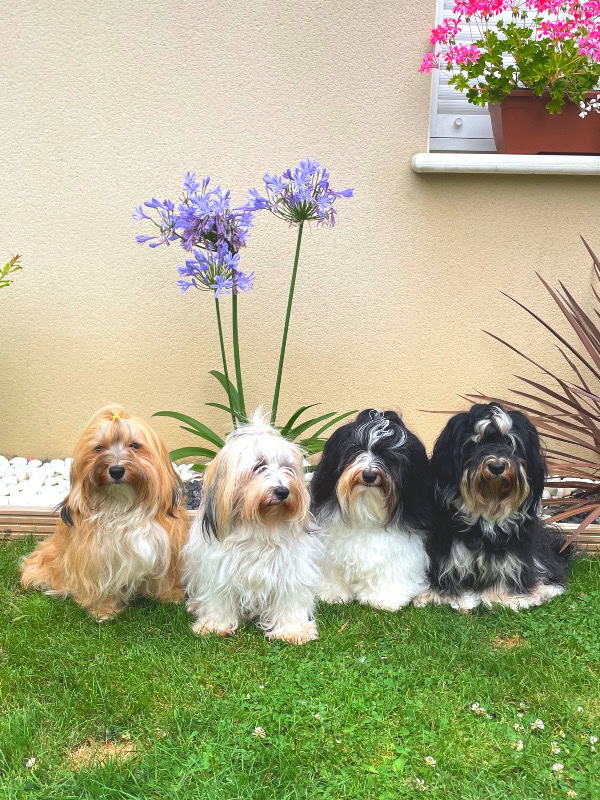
[362,469,378,484]
[273,486,289,501]
[488,460,505,476]
[109,465,126,481]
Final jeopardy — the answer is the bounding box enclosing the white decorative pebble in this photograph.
[9,457,27,466]
[28,459,42,469]
[4,475,18,486]
[44,476,59,487]
[0,455,8,478]
[0,485,9,496]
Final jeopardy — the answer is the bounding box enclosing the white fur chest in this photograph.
[87,510,170,592]
[319,517,429,608]
[185,518,322,616]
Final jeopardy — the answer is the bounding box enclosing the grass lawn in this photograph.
[0,540,598,800]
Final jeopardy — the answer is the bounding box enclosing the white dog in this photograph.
[183,413,321,644]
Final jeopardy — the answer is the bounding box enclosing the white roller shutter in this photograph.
[429,0,514,152]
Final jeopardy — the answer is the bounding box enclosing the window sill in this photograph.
[411,153,600,175]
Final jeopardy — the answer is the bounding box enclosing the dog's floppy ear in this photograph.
[169,475,184,517]
[59,499,74,527]
[398,432,434,530]
[431,412,470,501]
[310,421,354,507]
[201,450,236,540]
[509,409,546,503]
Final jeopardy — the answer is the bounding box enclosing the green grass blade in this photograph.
[169,446,217,461]
[310,410,358,438]
[287,412,338,440]
[153,411,225,448]
[209,371,240,412]
[280,404,321,436]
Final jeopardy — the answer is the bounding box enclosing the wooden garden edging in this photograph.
[0,507,598,552]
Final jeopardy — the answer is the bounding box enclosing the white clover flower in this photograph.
[471,702,486,716]
[25,757,36,769]
[590,735,598,745]
[519,702,527,710]
[424,756,436,767]
[253,726,266,738]
[314,713,321,721]
[335,738,342,744]
[552,762,564,774]
[514,723,522,731]
[551,741,561,754]
[246,693,251,699]
[531,719,545,731]
[576,706,583,713]
[517,712,524,718]
[415,778,426,791]
[567,790,577,798]
[512,739,524,751]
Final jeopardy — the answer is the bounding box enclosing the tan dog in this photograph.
[21,405,188,621]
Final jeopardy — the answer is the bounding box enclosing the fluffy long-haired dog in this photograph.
[21,404,188,621]
[414,403,573,612]
[184,412,321,644]
[310,409,432,611]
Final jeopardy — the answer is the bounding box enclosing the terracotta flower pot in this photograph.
[489,89,600,155]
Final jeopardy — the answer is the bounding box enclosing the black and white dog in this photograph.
[414,403,572,612]
[311,409,432,611]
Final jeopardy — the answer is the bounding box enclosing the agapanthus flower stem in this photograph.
[271,220,304,425]
[214,298,236,428]
[231,289,246,420]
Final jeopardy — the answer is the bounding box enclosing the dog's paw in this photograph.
[356,591,410,612]
[266,622,319,645]
[448,592,481,613]
[413,589,445,608]
[318,589,353,605]
[191,618,238,636]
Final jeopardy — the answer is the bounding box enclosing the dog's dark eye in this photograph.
[130,442,141,450]
[252,461,266,472]
[94,445,104,452]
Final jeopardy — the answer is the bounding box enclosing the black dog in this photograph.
[311,409,433,610]
[414,403,572,612]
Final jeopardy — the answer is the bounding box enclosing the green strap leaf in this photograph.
[205,402,247,423]
[209,371,240,413]
[310,410,358,438]
[298,437,327,455]
[169,446,217,461]
[153,411,225,448]
[280,404,321,436]
[287,412,337,440]
[191,463,207,473]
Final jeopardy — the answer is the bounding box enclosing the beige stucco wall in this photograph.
[2,0,598,458]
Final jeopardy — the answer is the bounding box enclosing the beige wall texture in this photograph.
[2,0,599,458]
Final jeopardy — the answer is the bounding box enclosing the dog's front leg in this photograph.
[187,592,240,637]
[83,595,126,623]
[265,586,319,645]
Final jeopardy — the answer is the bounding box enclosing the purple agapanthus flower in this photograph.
[133,173,255,297]
[245,158,353,226]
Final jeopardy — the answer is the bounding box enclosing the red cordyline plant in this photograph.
[468,238,600,548]
[420,1,600,113]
